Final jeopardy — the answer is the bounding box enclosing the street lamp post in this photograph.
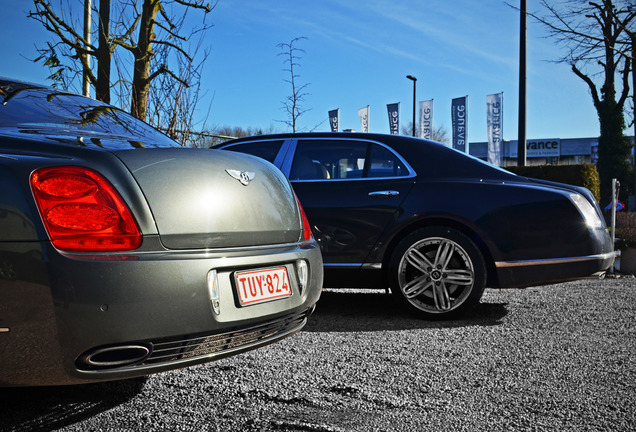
[406,75,417,137]
[518,0,527,166]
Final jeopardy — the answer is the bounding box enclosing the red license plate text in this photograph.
[235,266,292,306]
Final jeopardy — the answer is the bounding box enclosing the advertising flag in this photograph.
[419,100,433,140]
[387,103,400,135]
[451,96,468,152]
[328,109,339,132]
[358,106,369,133]
[486,93,503,166]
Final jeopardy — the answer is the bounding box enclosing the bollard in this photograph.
[611,178,620,273]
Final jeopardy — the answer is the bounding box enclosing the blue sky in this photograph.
[2,0,603,142]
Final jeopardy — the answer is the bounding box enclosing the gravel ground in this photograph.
[1,278,635,432]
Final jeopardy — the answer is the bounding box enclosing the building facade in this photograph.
[468,137,614,167]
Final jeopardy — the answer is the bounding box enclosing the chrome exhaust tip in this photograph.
[79,344,151,369]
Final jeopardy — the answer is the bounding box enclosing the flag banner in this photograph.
[451,96,468,152]
[387,103,400,135]
[328,109,339,132]
[419,100,433,140]
[358,106,369,133]
[486,93,503,166]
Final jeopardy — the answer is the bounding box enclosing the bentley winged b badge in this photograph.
[226,169,256,186]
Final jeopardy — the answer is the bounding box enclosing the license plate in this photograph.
[235,266,292,306]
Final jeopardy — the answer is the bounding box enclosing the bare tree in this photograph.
[611,4,636,199]
[525,0,635,202]
[401,123,450,144]
[431,125,450,144]
[194,125,282,148]
[277,37,310,132]
[212,125,265,137]
[29,0,213,125]
[145,15,211,145]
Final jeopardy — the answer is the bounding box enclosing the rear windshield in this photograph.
[0,81,178,150]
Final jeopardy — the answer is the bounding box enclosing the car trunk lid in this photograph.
[114,148,301,249]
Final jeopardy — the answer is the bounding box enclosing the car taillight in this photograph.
[30,166,142,251]
[296,196,312,242]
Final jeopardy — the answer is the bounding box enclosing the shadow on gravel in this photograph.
[0,377,147,432]
[304,289,508,332]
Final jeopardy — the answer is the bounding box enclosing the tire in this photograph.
[389,227,486,318]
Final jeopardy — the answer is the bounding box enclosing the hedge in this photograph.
[506,164,601,203]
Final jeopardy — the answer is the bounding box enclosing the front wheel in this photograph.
[389,227,486,318]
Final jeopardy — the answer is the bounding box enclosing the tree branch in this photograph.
[148,64,187,86]
[618,56,631,110]
[153,39,193,62]
[572,63,601,108]
[173,0,214,13]
[29,1,96,55]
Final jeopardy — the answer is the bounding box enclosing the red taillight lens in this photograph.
[37,175,98,198]
[30,166,142,251]
[296,196,312,242]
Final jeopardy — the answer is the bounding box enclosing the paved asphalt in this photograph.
[1,278,635,431]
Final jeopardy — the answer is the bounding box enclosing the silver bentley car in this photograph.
[0,79,323,386]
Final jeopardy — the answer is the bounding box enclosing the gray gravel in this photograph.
[2,278,635,432]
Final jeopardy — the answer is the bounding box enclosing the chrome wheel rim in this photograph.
[397,237,475,313]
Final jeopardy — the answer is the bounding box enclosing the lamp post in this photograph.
[518,0,527,166]
[406,75,417,137]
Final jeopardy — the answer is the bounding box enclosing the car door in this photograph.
[284,138,415,265]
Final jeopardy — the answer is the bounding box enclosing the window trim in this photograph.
[283,137,416,182]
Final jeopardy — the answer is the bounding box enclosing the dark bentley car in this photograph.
[219,132,615,318]
[0,79,322,387]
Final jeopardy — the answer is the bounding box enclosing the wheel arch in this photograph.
[381,215,500,288]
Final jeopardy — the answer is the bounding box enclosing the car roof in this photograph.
[222,132,518,181]
[221,131,425,144]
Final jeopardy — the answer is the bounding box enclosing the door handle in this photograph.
[368,190,400,197]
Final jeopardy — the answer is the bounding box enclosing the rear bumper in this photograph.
[0,238,323,386]
[75,306,315,383]
[494,251,616,288]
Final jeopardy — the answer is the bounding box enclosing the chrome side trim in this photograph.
[291,174,415,183]
[323,263,382,269]
[324,263,363,269]
[369,190,400,197]
[495,251,617,268]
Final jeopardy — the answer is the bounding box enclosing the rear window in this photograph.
[224,140,284,163]
[290,139,409,180]
[0,81,178,149]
